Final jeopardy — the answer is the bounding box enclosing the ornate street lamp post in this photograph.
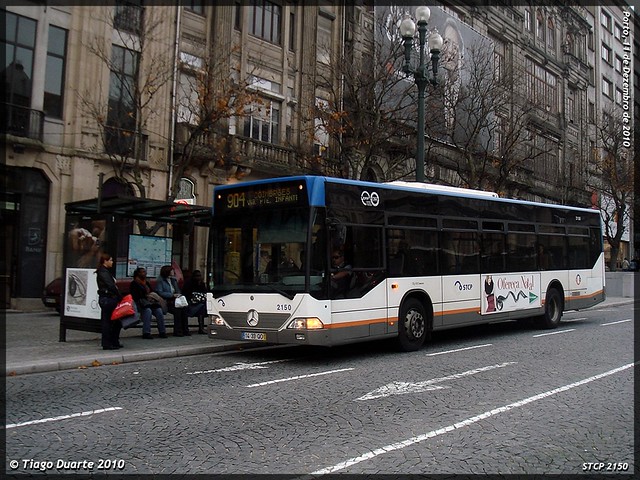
[400,7,443,183]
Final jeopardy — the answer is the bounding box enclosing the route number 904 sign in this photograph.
[216,181,306,212]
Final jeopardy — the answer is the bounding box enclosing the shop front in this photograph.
[1,166,49,309]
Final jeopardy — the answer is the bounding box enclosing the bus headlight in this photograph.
[287,317,324,330]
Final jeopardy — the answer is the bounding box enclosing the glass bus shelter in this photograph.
[59,195,211,341]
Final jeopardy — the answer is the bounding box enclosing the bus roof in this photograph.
[385,180,499,198]
[214,175,598,215]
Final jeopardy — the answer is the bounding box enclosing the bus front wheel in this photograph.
[536,287,563,329]
[397,298,428,352]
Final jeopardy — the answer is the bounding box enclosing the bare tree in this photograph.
[588,107,634,271]
[297,7,420,181]
[78,6,260,238]
[171,43,260,200]
[428,39,548,194]
[79,6,174,201]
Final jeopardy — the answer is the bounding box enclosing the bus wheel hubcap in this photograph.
[405,310,425,339]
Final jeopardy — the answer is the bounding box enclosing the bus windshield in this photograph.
[211,207,325,297]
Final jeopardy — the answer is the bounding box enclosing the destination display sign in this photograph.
[215,180,307,213]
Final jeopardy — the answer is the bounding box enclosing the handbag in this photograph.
[120,307,141,329]
[111,294,135,320]
[191,291,207,304]
[147,292,168,314]
[174,294,188,308]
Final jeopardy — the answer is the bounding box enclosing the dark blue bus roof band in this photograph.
[213,175,599,215]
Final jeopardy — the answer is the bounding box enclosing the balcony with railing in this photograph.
[174,122,300,174]
[562,49,591,88]
[114,1,143,35]
[1,103,44,142]
[232,136,295,169]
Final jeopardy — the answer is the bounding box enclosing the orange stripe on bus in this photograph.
[326,289,604,329]
[441,307,480,316]
[565,289,604,302]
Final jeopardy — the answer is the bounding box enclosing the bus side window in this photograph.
[507,232,536,271]
[350,226,383,270]
[402,229,438,276]
[542,235,567,270]
[389,254,404,276]
[386,230,406,276]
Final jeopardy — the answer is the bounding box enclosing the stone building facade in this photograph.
[1,2,633,309]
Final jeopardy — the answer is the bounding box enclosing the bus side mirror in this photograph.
[326,218,346,244]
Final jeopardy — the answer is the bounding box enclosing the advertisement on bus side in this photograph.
[481,273,541,315]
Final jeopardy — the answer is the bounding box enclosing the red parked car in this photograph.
[42,277,64,312]
[42,262,184,313]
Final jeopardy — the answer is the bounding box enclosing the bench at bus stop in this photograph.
[59,312,200,341]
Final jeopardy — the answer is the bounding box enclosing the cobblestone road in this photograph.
[5,303,634,476]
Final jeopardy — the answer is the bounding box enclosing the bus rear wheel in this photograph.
[536,287,563,329]
[397,298,428,352]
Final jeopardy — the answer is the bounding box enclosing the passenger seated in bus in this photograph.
[259,250,272,275]
[330,249,352,298]
[537,244,550,270]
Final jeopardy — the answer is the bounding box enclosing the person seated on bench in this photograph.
[182,269,208,334]
[129,267,167,339]
[156,265,190,337]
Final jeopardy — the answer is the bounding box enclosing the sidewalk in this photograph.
[4,311,261,376]
[3,296,635,376]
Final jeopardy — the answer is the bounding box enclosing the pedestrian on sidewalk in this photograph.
[129,267,168,339]
[182,269,208,334]
[156,265,190,337]
[96,253,122,350]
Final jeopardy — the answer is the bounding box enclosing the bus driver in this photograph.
[330,249,352,298]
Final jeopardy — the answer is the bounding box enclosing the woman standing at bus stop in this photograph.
[96,253,122,350]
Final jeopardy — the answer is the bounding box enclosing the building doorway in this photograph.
[0,197,17,308]
[0,166,50,307]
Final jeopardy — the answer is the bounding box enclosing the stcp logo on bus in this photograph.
[361,190,380,207]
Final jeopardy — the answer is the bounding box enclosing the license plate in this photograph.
[242,332,267,341]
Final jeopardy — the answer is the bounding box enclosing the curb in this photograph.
[592,298,635,309]
[5,342,265,377]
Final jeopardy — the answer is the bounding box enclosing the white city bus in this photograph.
[206,176,605,351]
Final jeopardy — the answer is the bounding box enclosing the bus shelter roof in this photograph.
[65,195,212,227]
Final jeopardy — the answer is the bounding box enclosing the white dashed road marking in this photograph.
[245,368,354,388]
[426,343,492,356]
[4,407,123,430]
[312,362,636,475]
[533,328,575,337]
[601,319,632,326]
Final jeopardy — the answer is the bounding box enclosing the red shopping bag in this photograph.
[111,294,135,321]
